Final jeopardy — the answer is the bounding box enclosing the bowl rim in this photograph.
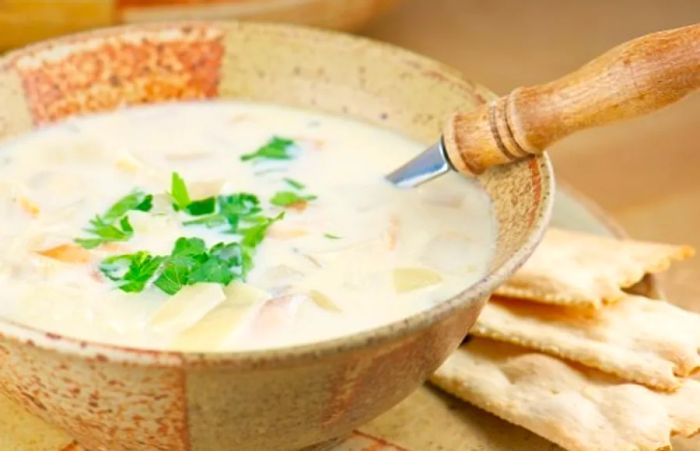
[0,20,555,368]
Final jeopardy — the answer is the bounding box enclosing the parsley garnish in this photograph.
[273,176,315,208]
[169,172,217,216]
[284,178,305,190]
[324,233,341,240]
[75,191,153,249]
[240,136,296,162]
[183,193,263,231]
[240,212,284,247]
[94,173,287,295]
[154,237,244,294]
[99,251,165,292]
[97,212,282,295]
[100,238,248,296]
[169,172,264,231]
[186,197,216,216]
[170,172,191,211]
[270,191,317,207]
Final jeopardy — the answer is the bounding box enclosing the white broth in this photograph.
[0,101,496,351]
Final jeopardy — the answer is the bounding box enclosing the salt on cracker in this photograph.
[494,228,694,308]
[431,338,700,451]
[473,295,700,390]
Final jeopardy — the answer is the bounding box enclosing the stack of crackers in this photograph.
[431,228,698,451]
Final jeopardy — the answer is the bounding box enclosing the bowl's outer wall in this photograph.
[0,299,484,450]
[0,23,550,450]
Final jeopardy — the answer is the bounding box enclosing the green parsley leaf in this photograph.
[183,193,261,231]
[74,238,106,249]
[171,237,208,257]
[284,178,305,190]
[185,197,216,216]
[270,191,317,207]
[102,191,153,223]
[240,137,296,162]
[97,188,286,295]
[86,217,131,241]
[188,257,235,286]
[241,246,255,277]
[151,238,246,295]
[153,255,196,295]
[240,212,284,248]
[170,172,191,211]
[99,251,165,293]
[169,172,220,217]
[75,191,152,249]
[209,241,244,264]
[182,214,228,228]
[218,193,261,219]
[324,233,342,240]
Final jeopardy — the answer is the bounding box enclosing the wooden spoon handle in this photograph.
[443,23,700,175]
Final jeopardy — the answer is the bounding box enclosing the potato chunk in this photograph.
[393,267,443,293]
[150,283,226,334]
[171,282,270,351]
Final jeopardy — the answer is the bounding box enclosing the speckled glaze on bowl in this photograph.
[0,22,553,451]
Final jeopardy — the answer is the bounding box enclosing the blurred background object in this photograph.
[365,0,700,309]
[0,0,401,49]
[0,0,113,49]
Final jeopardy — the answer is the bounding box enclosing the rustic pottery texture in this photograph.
[0,22,552,450]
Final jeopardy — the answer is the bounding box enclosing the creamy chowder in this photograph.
[0,101,495,351]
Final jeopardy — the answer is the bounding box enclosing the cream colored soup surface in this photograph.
[0,101,495,351]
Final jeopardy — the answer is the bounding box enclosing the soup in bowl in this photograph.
[0,22,552,450]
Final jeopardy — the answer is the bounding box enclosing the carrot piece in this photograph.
[386,215,399,250]
[267,225,308,239]
[18,196,40,217]
[286,200,308,212]
[38,244,91,264]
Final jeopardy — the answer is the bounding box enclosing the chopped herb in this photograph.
[170,236,208,257]
[99,251,165,293]
[240,136,296,162]
[74,238,106,249]
[101,237,258,295]
[183,193,262,232]
[284,178,305,190]
[103,191,153,222]
[270,191,317,207]
[152,238,247,295]
[189,242,243,285]
[185,197,216,216]
[240,212,284,248]
[170,172,191,211]
[218,193,262,219]
[241,246,254,276]
[96,175,287,295]
[75,190,152,249]
[154,255,199,295]
[182,214,228,228]
[324,233,342,240]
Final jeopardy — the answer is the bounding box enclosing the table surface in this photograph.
[364,0,700,310]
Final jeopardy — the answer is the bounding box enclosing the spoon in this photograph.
[387,23,700,188]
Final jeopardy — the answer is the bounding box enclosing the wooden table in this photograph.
[365,0,700,309]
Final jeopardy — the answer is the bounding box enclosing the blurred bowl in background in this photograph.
[0,0,402,50]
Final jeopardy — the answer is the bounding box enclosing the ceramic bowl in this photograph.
[0,22,553,451]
